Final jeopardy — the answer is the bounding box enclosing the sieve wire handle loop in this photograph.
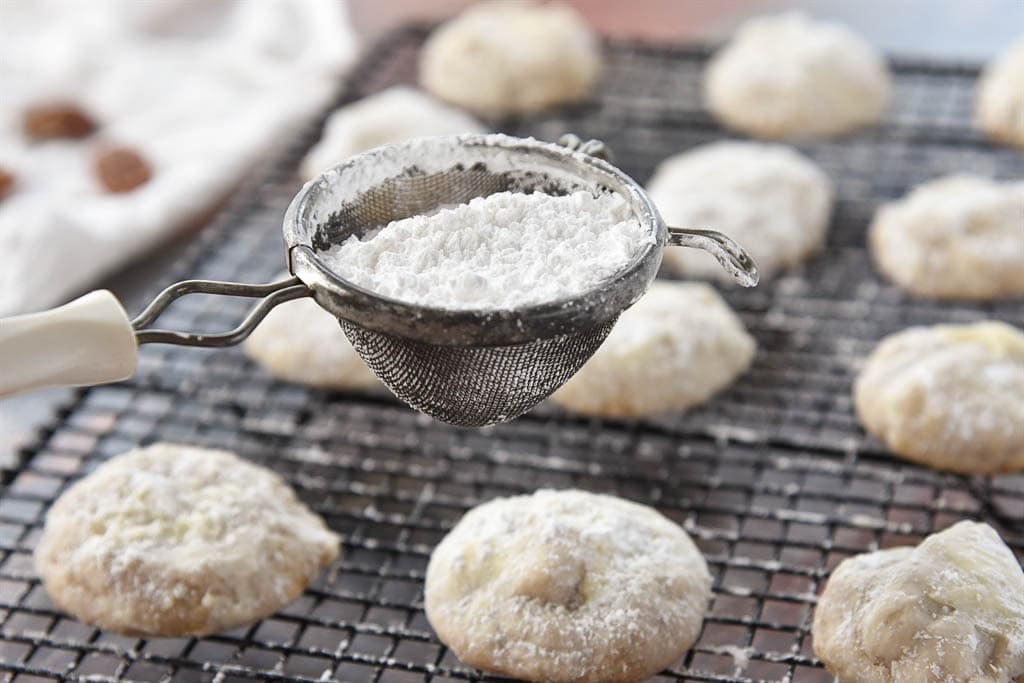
[132,276,310,347]
[0,278,311,398]
[557,133,614,162]
[667,227,760,287]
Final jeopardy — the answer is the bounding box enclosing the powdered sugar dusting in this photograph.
[854,321,1024,473]
[813,521,1024,681]
[34,443,340,636]
[322,190,650,310]
[424,489,712,681]
[704,11,890,138]
[551,281,756,418]
[869,175,1024,299]
[975,37,1024,147]
[648,141,833,282]
[713,644,754,670]
[300,86,486,181]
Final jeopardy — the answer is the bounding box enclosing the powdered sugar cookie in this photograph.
[300,87,486,180]
[419,1,601,116]
[35,443,340,636]
[813,521,1024,683]
[869,175,1024,300]
[976,37,1024,148]
[705,12,890,139]
[551,281,755,418]
[244,285,377,390]
[425,489,711,683]
[854,321,1024,474]
[647,141,833,281]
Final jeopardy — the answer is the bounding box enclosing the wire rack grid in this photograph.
[1,26,1023,683]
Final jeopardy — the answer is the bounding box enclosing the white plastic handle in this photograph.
[0,290,138,397]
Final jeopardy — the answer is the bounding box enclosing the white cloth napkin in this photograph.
[0,0,357,315]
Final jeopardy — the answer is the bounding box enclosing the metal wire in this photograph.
[1,27,1023,683]
[342,319,618,427]
[132,277,308,347]
[282,136,672,426]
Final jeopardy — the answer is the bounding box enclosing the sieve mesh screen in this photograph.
[289,138,659,426]
[342,319,617,426]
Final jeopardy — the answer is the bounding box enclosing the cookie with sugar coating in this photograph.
[244,284,378,391]
[552,278,753,417]
[975,37,1024,148]
[869,175,1024,300]
[34,443,340,636]
[647,141,833,282]
[551,281,755,418]
[705,12,890,139]
[300,86,486,180]
[425,489,711,683]
[419,1,601,116]
[854,321,1024,474]
[813,521,1024,683]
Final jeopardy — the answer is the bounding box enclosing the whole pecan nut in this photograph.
[94,147,152,193]
[0,168,15,200]
[23,103,97,140]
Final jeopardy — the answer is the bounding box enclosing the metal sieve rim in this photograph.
[282,134,666,346]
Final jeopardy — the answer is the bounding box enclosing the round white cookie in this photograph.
[976,37,1024,148]
[705,12,890,139]
[551,281,755,418]
[419,1,601,116]
[35,443,340,636]
[813,521,1024,683]
[869,175,1024,300]
[647,141,833,281]
[244,288,378,390]
[854,321,1024,474]
[300,87,486,180]
[425,489,711,683]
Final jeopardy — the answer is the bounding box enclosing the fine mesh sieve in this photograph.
[280,134,758,426]
[0,133,757,427]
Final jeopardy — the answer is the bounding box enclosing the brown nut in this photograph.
[94,146,152,194]
[23,102,97,140]
[0,168,14,201]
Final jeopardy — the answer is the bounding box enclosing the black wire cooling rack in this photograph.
[1,26,1023,683]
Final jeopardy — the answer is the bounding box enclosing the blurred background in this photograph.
[352,0,1023,58]
[1,0,1022,460]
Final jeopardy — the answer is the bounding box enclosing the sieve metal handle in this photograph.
[667,227,760,287]
[0,278,311,398]
[132,276,310,347]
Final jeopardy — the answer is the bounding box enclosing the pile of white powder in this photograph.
[322,190,651,310]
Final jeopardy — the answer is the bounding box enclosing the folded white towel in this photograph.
[0,0,357,315]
